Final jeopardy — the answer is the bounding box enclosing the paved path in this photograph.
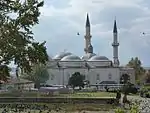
[126,95,150,113]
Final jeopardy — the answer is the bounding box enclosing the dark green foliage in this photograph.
[120,73,130,84]
[0,0,48,79]
[68,72,85,89]
[0,65,10,82]
[140,87,150,98]
[127,57,145,80]
[122,83,138,94]
[145,70,150,83]
[22,64,49,89]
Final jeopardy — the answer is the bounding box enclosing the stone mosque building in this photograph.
[46,14,135,86]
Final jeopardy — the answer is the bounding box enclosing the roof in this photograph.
[99,81,117,84]
[53,52,72,60]
[113,20,117,33]
[88,55,109,61]
[86,13,90,27]
[81,53,96,60]
[61,54,81,61]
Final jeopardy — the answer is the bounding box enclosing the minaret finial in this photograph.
[86,13,90,27]
[113,18,117,33]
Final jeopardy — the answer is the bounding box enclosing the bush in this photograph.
[121,83,138,94]
[139,87,150,98]
[115,103,139,113]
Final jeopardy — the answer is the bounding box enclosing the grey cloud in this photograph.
[92,5,146,30]
[44,0,71,9]
[33,15,85,57]
[32,0,150,66]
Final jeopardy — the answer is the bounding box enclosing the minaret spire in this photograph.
[86,13,90,27]
[84,13,92,54]
[112,19,119,67]
[113,19,117,33]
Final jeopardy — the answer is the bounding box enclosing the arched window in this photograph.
[96,74,100,80]
[108,73,112,80]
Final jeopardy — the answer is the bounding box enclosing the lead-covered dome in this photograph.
[53,52,72,60]
[61,54,81,61]
[81,53,96,60]
[88,55,109,61]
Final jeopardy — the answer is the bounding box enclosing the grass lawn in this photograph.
[0,91,116,98]
[57,92,116,98]
[144,85,150,90]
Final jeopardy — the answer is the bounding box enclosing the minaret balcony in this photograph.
[84,48,87,52]
[84,35,92,39]
[112,43,119,46]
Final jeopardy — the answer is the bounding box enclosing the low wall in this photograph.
[0,97,117,104]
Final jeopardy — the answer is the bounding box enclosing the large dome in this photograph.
[61,54,81,61]
[81,53,96,60]
[53,52,72,60]
[88,55,109,61]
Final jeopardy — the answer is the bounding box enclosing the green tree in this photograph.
[0,0,48,79]
[120,73,130,84]
[21,64,49,89]
[126,57,145,80]
[0,65,10,82]
[145,70,150,83]
[68,72,85,90]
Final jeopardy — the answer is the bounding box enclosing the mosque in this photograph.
[46,14,135,86]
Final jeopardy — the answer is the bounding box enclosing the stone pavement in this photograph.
[126,95,150,113]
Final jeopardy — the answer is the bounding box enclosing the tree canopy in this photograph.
[120,73,130,84]
[22,64,49,89]
[145,70,150,83]
[0,0,48,79]
[0,65,10,82]
[68,72,85,89]
[126,57,145,80]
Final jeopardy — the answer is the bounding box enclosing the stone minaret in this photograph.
[112,19,119,67]
[84,14,92,54]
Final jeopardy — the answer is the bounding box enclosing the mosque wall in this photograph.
[46,67,120,85]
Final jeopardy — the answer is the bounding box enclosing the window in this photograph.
[96,74,100,80]
[108,73,112,80]
[51,74,54,80]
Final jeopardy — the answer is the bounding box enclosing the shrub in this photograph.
[121,83,138,94]
[139,87,150,98]
[115,108,125,113]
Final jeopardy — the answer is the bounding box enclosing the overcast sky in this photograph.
[32,0,150,67]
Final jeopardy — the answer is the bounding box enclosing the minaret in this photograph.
[112,19,119,67]
[84,13,92,54]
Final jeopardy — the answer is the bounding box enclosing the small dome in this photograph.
[81,53,96,60]
[88,55,109,61]
[53,52,72,60]
[61,54,81,61]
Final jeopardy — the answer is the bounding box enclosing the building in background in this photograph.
[45,14,135,85]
